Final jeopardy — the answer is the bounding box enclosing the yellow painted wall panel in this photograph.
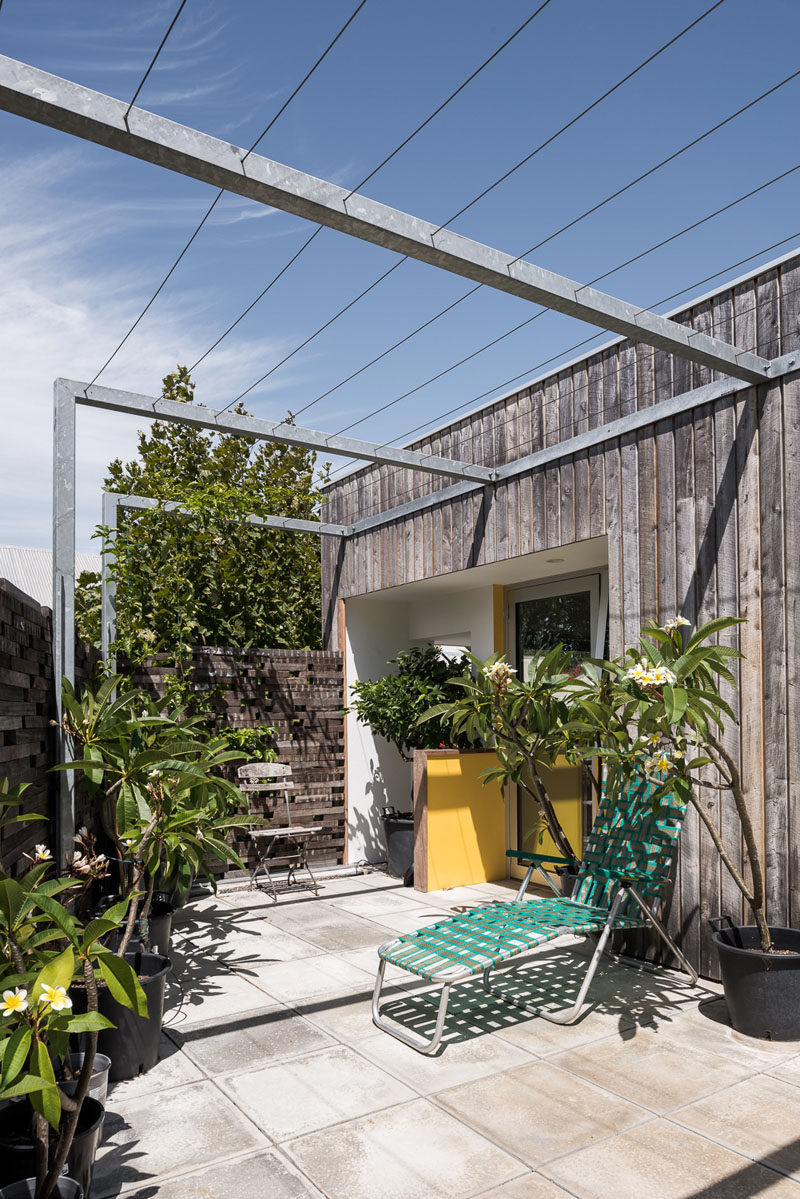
[426,752,506,890]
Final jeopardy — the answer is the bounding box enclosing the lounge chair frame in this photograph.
[373,779,699,1055]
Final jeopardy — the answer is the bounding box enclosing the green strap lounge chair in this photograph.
[372,776,698,1054]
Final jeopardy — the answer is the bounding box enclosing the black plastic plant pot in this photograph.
[96,951,171,1082]
[0,1096,103,1196]
[0,1179,83,1199]
[557,868,579,898]
[712,924,800,1040]
[146,901,174,956]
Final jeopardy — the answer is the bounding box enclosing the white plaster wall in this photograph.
[345,585,495,864]
[345,596,412,865]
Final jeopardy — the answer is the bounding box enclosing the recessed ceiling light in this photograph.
[546,557,565,563]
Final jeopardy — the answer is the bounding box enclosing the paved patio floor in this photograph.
[94,872,800,1198]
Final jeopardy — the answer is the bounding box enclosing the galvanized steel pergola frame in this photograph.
[11,50,789,855]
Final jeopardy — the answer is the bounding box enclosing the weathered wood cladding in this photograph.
[321,255,800,976]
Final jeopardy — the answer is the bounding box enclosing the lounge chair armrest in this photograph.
[588,865,671,886]
[506,850,580,869]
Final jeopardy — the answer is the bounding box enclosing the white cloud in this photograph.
[0,152,292,554]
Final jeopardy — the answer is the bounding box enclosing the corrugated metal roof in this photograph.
[0,546,102,608]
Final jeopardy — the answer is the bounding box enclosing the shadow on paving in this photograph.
[373,946,702,1053]
[685,1136,800,1198]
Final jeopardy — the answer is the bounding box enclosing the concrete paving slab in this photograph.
[368,905,458,934]
[294,980,424,1046]
[219,1044,414,1141]
[475,1176,575,1198]
[286,1098,524,1199]
[164,959,275,1029]
[233,953,371,1004]
[552,1026,752,1114]
[330,889,427,918]
[434,1059,647,1167]
[540,1118,800,1199]
[94,1080,265,1197]
[108,1035,204,1102]
[672,1074,800,1181]
[659,997,800,1068]
[168,1004,335,1075]
[259,908,394,953]
[133,1149,324,1199]
[356,1027,535,1095]
[769,1054,800,1089]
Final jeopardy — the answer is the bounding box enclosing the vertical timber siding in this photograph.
[322,253,800,975]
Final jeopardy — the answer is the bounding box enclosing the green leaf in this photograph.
[0,878,26,931]
[33,945,75,1000]
[1,1026,31,1085]
[57,1011,116,1034]
[81,917,121,949]
[95,952,148,1017]
[31,894,80,949]
[0,1074,60,1099]
[30,1039,61,1130]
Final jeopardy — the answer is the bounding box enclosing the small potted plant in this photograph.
[0,783,145,1199]
[56,676,261,1077]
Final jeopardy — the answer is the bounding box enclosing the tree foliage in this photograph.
[348,645,473,762]
[75,366,329,661]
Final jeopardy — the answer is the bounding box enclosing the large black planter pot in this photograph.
[0,1180,82,1199]
[96,951,171,1082]
[712,924,800,1041]
[0,1096,103,1196]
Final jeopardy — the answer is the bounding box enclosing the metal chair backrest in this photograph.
[574,775,685,916]
[238,761,293,825]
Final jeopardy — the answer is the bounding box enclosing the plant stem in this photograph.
[705,735,772,953]
[41,958,99,1199]
[34,1111,48,1196]
[117,813,158,957]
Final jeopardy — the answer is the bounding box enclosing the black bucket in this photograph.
[382,815,414,879]
[0,1096,103,1196]
[711,923,800,1041]
[96,951,171,1081]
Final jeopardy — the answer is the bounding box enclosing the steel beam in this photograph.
[69,380,493,483]
[53,379,76,866]
[347,351,799,536]
[0,54,770,385]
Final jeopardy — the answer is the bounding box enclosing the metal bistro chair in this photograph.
[237,762,320,902]
[373,775,698,1054]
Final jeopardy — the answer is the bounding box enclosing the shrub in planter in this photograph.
[348,645,473,769]
[0,784,146,1198]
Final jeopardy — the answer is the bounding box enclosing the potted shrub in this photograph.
[55,676,261,1077]
[348,645,472,878]
[0,783,146,1199]
[586,615,800,1041]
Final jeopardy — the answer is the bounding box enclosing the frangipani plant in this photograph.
[0,787,145,1199]
[57,675,261,953]
[420,645,597,862]
[582,615,772,951]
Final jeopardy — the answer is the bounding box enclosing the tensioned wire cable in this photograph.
[125,0,188,119]
[296,63,800,427]
[323,225,800,486]
[219,0,729,413]
[191,1,556,388]
[319,155,800,443]
[88,0,369,388]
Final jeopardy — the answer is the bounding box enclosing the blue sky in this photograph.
[0,0,798,549]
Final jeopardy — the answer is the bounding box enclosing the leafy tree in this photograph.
[348,645,473,762]
[76,366,330,663]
